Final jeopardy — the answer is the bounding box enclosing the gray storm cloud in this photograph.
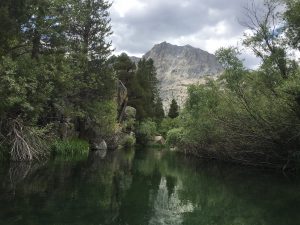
[110,0,263,68]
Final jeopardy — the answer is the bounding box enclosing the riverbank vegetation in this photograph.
[0,0,117,160]
[1,0,300,171]
[51,138,89,158]
[0,0,165,160]
[165,0,300,169]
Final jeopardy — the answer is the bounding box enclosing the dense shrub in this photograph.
[136,120,157,145]
[121,135,136,149]
[166,128,185,147]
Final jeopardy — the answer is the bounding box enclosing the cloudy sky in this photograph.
[109,0,262,68]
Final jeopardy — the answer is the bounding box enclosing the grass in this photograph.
[51,138,90,158]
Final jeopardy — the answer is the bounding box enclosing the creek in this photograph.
[0,148,300,225]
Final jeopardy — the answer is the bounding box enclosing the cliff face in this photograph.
[134,42,223,111]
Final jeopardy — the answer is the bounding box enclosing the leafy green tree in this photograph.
[284,0,300,50]
[168,99,179,119]
[0,0,117,160]
[241,0,289,79]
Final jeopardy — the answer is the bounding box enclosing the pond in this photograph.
[0,148,300,225]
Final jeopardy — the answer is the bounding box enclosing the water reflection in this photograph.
[0,148,300,225]
[149,177,194,225]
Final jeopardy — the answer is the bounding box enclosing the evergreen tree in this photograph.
[134,58,163,120]
[112,53,136,93]
[153,96,165,121]
[0,0,116,160]
[168,99,179,119]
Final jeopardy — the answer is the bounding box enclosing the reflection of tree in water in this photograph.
[0,149,137,225]
[166,175,177,198]
[149,177,194,225]
[3,161,46,196]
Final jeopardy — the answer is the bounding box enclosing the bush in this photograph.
[51,138,89,157]
[166,128,185,147]
[159,117,181,137]
[136,120,157,145]
[121,135,136,149]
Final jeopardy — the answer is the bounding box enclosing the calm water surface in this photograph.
[0,148,300,225]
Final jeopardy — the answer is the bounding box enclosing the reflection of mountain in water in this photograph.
[149,177,194,225]
[1,148,300,225]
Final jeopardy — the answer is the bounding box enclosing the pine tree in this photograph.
[134,58,162,120]
[153,96,165,121]
[168,99,179,119]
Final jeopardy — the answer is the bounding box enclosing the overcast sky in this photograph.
[109,0,263,68]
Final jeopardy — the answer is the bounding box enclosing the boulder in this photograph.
[90,139,107,151]
[153,136,166,145]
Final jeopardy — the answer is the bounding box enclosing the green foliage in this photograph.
[136,120,157,144]
[85,100,117,138]
[174,58,300,168]
[285,0,300,50]
[159,117,181,137]
[0,0,116,160]
[168,99,179,119]
[110,53,164,122]
[134,58,163,120]
[153,96,165,121]
[215,47,244,71]
[166,128,185,147]
[51,138,89,157]
[121,135,136,149]
[123,118,135,132]
[163,1,300,168]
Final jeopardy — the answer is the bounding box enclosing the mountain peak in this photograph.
[143,42,223,110]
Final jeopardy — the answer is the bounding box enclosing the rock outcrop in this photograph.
[132,42,223,111]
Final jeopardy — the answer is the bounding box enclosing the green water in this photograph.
[0,148,300,225]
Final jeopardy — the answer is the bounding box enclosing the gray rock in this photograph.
[142,42,223,111]
[153,136,166,145]
[129,56,141,65]
[91,140,107,151]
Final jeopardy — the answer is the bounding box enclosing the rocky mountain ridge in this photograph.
[132,42,223,111]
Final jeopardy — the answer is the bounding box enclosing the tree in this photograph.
[284,0,300,50]
[153,96,165,121]
[133,58,163,120]
[240,0,289,79]
[111,53,137,98]
[65,0,112,61]
[0,0,117,160]
[168,99,179,119]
